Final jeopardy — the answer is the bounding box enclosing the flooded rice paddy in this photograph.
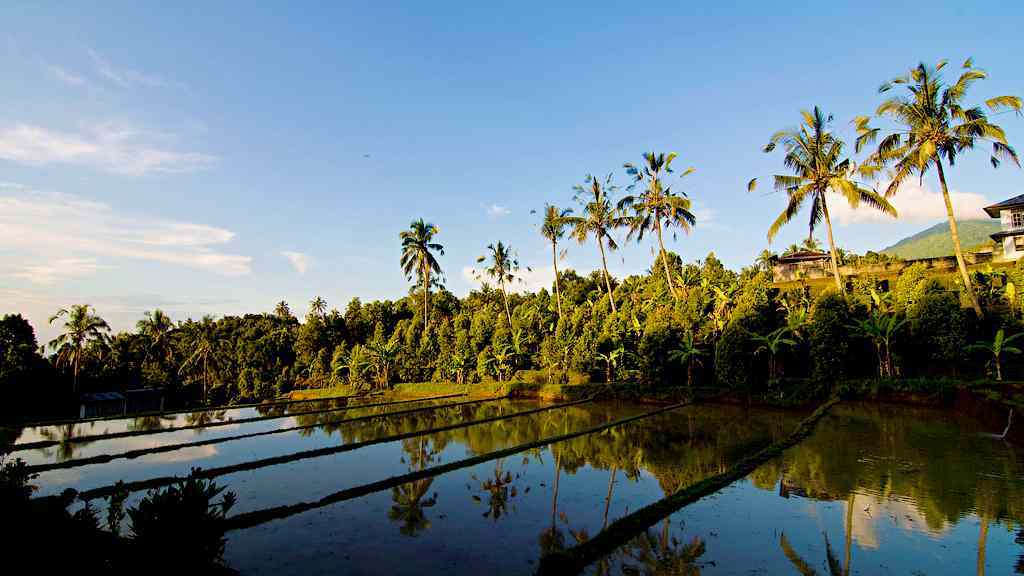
[8,397,1024,574]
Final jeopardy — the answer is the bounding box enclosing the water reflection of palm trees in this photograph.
[620,520,706,575]
[185,409,228,429]
[389,437,439,537]
[779,532,842,576]
[38,423,105,461]
[472,457,519,520]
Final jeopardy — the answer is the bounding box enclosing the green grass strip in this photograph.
[4,391,384,430]
[222,400,690,532]
[13,394,464,452]
[535,397,841,575]
[77,397,594,502]
[27,396,508,473]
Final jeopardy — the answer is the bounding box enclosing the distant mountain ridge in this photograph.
[880,219,1000,260]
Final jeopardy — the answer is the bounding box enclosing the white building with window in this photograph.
[985,194,1024,261]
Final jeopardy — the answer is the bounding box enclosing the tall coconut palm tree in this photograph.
[855,59,1020,316]
[400,219,444,326]
[309,296,328,319]
[620,153,697,299]
[750,107,897,293]
[178,316,226,404]
[48,304,110,395]
[475,241,521,331]
[137,309,175,366]
[538,205,572,321]
[566,174,629,313]
[273,300,293,320]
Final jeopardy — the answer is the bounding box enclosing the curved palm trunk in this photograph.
[820,194,844,294]
[936,159,983,317]
[422,261,430,327]
[596,235,617,313]
[202,354,209,405]
[72,344,81,396]
[498,278,514,332]
[551,240,563,321]
[551,451,562,528]
[977,515,989,576]
[655,217,679,299]
[602,464,617,529]
[845,493,854,576]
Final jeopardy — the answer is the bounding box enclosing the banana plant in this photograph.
[595,346,625,383]
[668,332,706,389]
[848,311,908,378]
[751,326,796,380]
[967,329,1024,381]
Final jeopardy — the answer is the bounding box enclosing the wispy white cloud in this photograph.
[0,185,251,279]
[47,65,87,87]
[0,123,217,175]
[12,258,103,286]
[830,180,992,225]
[486,203,511,218]
[281,251,310,274]
[87,48,180,90]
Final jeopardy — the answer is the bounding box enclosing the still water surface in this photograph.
[12,400,1023,574]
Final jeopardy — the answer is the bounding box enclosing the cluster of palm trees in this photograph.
[752,59,1020,318]
[46,305,233,402]
[399,152,700,332]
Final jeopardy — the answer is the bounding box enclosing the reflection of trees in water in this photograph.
[527,405,1024,574]
[752,404,1024,576]
[779,532,842,576]
[39,423,97,461]
[1016,528,1024,573]
[389,436,439,537]
[754,403,1024,576]
[620,520,706,576]
[185,410,228,429]
[129,414,175,432]
[471,457,521,521]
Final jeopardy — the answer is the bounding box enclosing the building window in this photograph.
[1014,236,1024,251]
[1012,210,1024,230]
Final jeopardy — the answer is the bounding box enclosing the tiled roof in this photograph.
[984,194,1024,218]
[777,250,829,263]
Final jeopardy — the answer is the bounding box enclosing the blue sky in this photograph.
[2,1,1022,341]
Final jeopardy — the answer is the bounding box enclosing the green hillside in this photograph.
[880,219,1000,260]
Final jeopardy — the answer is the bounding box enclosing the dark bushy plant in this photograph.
[638,321,683,387]
[715,318,757,392]
[909,287,966,373]
[128,468,236,569]
[809,292,852,384]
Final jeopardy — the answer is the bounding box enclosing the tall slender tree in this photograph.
[400,219,444,325]
[566,174,629,313]
[48,304,110,395]
[750,107,897,293]
[476,241,521,331]
[620,153,697,299]
[137,309,175,365]
[538,205,572,321]
[309,296,328,319]
[273,300,293,320]
[178,316,226,404]
[856,59,1020,316]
